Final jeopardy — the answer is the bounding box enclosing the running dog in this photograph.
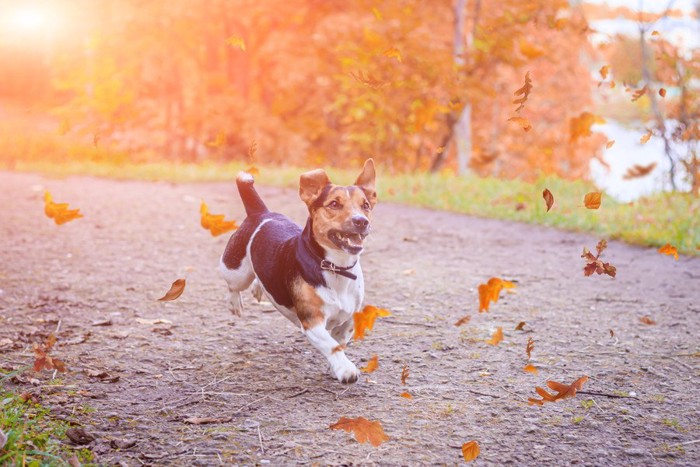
[219,160,376,383]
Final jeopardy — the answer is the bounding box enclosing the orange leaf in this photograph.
[461,440,480,462]
[651,30,660,36]
[640,130,652,144]
[529,376,588,405]
[158,279,186,301]
[512,71,532,112]
[659,88,666,98]
[200,201,238,236]
[487,327,503,346]
[454,315,471,327]
[581,240,616,278]
[206,132,226,148]
[478,277,516,312]
[226,36,246,51]
[599,65,609,80]
[658,243,678,260]
[623,162,657,180]
[400,392,412,399]
[526,337,534,359]
[515,321,526,331]
[606,140,615,149]
[43,191,83,225]
[542,188,554,212]
[401,365,409,385]
[361,355,379,373]
[245,166,260,177]
[33,334,67,373]
[353,305,391,340]
[383,47,402,62]
[507,116,532,132]
[523,364,538,374]
[329,417,389,447]
[631,85,648,102]
[570,112,604,142]
[639,315,656,325]
[583,192,602,209]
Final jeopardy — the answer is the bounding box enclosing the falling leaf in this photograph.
[623,162,657,180]
[200,201,238,236]
[526,337,534,359]
[512,71,532,112]
[329,417,389,447]
[581,240,617,278]
[523,364,538,374]
[528,376,588,405]
[639,316,656,325]
[400,392,413,399]
[226,36,246,51]
[207,132,226,148]
[651,30,660,36]
[569,112,604,142]
[247,140,257,164]
[401,365,409,385]
[487,327,503,346]
[542,188,554,212]
[659,88,666,98]
[461,440,480,462]
[640,130,652,144]
[245,166,260,177]
[507,116,532,132]
[33,334,67,373]
[631,85,648,102]
[353,305,391,340]
[478,277,516,312]
[158,279,186,301]
[454,315,471,327]
[583,192,602,209]
[606,140,615,149]
[44,191,83,225]
[609,329,615,338]
[599,65,609,80]
[658,243,679,260]
[515,321,526,331]
[383,47,402,62]
[361,355,379,373]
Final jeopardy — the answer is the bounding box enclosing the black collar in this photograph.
[301,220,358,280]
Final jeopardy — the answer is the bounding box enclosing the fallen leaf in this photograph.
[639,316,656,325]
[383,47,402,62]
[523,364,538,374]
[33,334,67,373]
[478,277,516,312]
[44,191,83,225]
[401,365,409,385]
[157,279,186,301]
[353,305,391,340]
[200,201,238,236]
[583,192,602,209]
[542,188,554,212]
[610,329,615,338]
[640,129,652,144]
[599,65,609,80]
[462,440,480,462]
[361,355,379,373]
[507,116,532,132]
[581,240,617,278]
[66,428,95,445]
[623,162,657,179]
[659,88,666,98]
[526,337,534,359]
[658,243,679,260]
[454,315,471,327]
[400,392,413,399]
[329,416,389,447]
[606,140,615,149]
[631,85,648,102]
[226,36,246,51]
[529,376,588,405]
[515,321,526,331]
[183,417,232,425]
[487,327,503,346]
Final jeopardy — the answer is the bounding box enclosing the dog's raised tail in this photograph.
[236,172,269,216]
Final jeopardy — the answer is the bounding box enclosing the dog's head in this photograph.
[299,159,377,256]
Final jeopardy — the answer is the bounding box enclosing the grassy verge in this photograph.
[0,123,697,256]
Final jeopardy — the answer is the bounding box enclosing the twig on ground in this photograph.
[383,319,438,328]
[287,388,309,399]
[577,390,637,399]
[55,319,62,334]
[257,425,265,454]
[466,389,501,399]
[499,384,527,402]
[201,375,233,390]
[233,395,270,414]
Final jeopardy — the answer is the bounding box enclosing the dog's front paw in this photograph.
[331,359,360,384]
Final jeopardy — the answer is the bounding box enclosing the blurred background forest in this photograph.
[0,0,698,201]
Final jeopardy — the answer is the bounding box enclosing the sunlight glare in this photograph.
[11,6,46,31]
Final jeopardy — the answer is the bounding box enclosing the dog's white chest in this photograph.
[319,267,364,327]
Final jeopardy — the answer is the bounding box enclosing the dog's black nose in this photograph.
[352,215,369,229]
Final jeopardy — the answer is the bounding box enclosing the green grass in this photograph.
[1,125,698,256]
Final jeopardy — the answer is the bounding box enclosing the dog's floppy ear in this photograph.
[299,169,331,207]
[355,158,377,207]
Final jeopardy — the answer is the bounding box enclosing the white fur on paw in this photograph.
[331,358,360,384]
[229,292,243,316]
[251,279,263,303]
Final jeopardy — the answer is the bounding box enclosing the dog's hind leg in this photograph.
[219,221,257,316]
[251,278,264,303]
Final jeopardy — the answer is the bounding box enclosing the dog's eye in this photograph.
[362,201,371,211]
[327,200,341,209]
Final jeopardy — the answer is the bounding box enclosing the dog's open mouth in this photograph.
[329,229,368,254]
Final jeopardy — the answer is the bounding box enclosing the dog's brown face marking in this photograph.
[299,160,377,255]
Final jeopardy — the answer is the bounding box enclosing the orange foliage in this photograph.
[583,192,602,209]
[158,279,186,301]
[461,440,480,462]
[487,327,504,346]
[658,244,679,260]
[581,240,616,278]
[329,417,389,447]
[361,355,379,373]
[542,188,554,212]
[33,335,66,373]
[528,376,588,406]
[44,191,83,225]
[200,201,238,237]
[478,278,516,312]
[353,305,391,340]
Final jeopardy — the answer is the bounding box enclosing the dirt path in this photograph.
[1,170,699,466]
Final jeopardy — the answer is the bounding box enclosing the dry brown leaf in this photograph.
[610,329,615,338]
[33,334,67,373]
[542,188,554,212]
[462,440,480,462]
[329,416,389,447]
[353,305,391,340]
[583,192,602,209]
[526,337,535,359]
[606,140,615,149]
[529,376,588,405]
[512,71,532,112]
[487,327,503,346]
[515,321,526,331]
[640,129,652,144]
[569,112,604,142]
[659,88,667,98]
[599,65,609,80]
[361,355,379,373]
[523,364,538,374]
[401,365,409,385]
[639,316,656,325]
[631,85,648,102]
[454,315,471,327]
[507,116,532,132]
[400,392,413,399]
[158,279,186,301]
[581,240,617,278]
[658,243,679,260]
[623,162,657,180]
